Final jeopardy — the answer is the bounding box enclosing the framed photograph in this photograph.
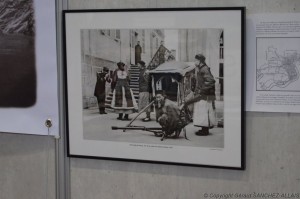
[63,7,245,169]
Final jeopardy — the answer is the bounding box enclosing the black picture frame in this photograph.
[63,7,245,169]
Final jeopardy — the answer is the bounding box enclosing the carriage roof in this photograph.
[148,61,195,76]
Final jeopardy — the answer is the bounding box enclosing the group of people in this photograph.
[93,61,148,121]
[94,53,217,136]
[153,54,217,137]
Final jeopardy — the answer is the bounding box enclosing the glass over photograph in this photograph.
[81,28,224,148]
[64,8,244,169]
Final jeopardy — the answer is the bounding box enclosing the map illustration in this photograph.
[257,43,300,91]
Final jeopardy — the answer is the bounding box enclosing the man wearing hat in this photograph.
[181,54,216,136]
[94,67,111,114]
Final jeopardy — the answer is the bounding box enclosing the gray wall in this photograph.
[1,0,300,199]
[0,133,56,199]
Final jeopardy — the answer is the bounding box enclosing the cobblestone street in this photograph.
[83,101,224,148]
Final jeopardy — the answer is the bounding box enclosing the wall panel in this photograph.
[0,0,300,199]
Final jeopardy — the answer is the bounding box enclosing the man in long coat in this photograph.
[181,54,216,136]
[135,41,142,65]
[94,67,110,114]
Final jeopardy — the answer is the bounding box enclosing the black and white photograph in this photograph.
[0,0,59,135]
[64,8,244,169]
[81,28,224,147]
[0,0,36,107]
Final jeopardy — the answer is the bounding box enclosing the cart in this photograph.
[148,61,196,107]
[112,61,196,140]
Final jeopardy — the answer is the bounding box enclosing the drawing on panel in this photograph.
[0,0,36,107]
[256,38,300,91]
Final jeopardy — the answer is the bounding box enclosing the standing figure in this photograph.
[181,54,216,136]
[94,67,111,114]
[137,60,151,121]
[158,41,166,65]
[111,62,138,120]
[135,41,142,65]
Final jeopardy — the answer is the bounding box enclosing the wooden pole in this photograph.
[123,100,156,131]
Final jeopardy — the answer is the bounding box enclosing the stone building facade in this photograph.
[80,29,164,108]
[178,29,224,100]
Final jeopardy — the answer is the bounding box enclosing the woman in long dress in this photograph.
[111,62,138,120]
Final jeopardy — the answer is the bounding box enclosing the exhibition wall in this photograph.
[0,0,300,199]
